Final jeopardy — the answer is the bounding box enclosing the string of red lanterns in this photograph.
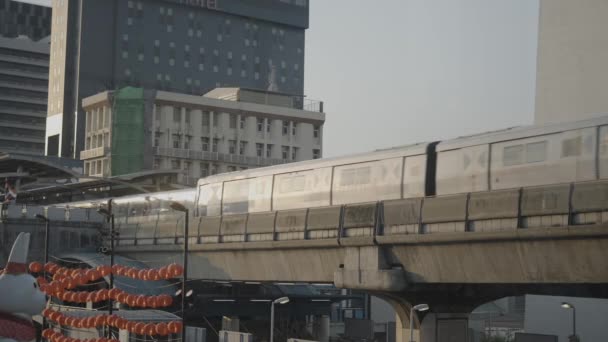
[30,261,184,281]
[32,261,185,341]
[42,309,182,336]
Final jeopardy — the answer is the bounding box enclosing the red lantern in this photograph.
[167,321,181,334]
[158,267,168,279]
[137,269,147,280]
[99,265,112,277]
[116,291,128,303]
[29,261,43,273]
[160,294,173,307]
[144,323,156,336]
[145,296,156,308]
[146,269,158,281]
[108,288,120,300]
[169,263,184,277]
[126,321,137,333]
[135,322,147,335]
[155,322,168,336]
[127,268,138,279]
[136,295,146,307]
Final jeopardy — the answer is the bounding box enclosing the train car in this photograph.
[435,115,608,195]
[194,142,432,217]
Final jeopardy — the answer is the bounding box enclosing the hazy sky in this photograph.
[305,0,540,157]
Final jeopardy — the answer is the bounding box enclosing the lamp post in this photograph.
[97,200,115,315]
[35,213,49,330]
[170,201,189,341]
[270,297,290,342]
[409,304,429,342]
[561,302,577,341]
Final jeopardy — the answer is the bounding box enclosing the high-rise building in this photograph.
[535,0,608,124]
[0,0,52,40]
[46,0,309,160]
[0,0,51,155]
[80,87,324,186]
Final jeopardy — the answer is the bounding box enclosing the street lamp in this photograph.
[409,304,429,342]
[170,201,189,341]
[35,213,49,330]
[561,302,577,340]
[270,297,290,342]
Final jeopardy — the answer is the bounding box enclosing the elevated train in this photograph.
[66,116,608,231]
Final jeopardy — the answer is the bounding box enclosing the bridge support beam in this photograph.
[334,246,406,291]
[395,311,470,342]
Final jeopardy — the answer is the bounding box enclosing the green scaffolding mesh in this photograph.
[111,87,145,176]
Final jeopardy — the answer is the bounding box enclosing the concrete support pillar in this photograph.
[312,315,330,342]
[222,316,240,332]
[419,313,469,342]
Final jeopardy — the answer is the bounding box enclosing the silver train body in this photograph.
[66,115,608,220]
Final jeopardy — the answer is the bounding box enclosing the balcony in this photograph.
[153,147,288,167]
[80,146,109,160]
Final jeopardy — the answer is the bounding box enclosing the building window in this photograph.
[266,144,273,158]
[212,112,218,127]
[314,125,320,138]
[239,116,245,129]
[313,149,321,159]
[200,162,209,177]
[228,140,236,154]
[184,135,192,149]
[282,146,289,160]
[202,111,210,126]
[292,147,298,160]
[185,109,191,124]
[184,161,191,173]
[212,138,219,153]
[172,134,181,148]
[227,166,236,172]
[239,141,247,155]
[210,163,218,175]
[266,119,271,133]
[256,143,263,157]
[173,107,180,122]
[257,118,264,132]
[282,121,289,135]
[154,132,161,147]
[201,137,209,152]
[154,158,161,169]
[292,123,297,136]
[171,159,180,169]
[229,114,237,129]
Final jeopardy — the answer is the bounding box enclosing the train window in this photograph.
[340,166,371,186]
[526,141,547,163]
[198,183,223,216]
[503,145,524,166]
[223,178,251,214]
[222,176,272,215]
[273,168,331,211]
[561,136,582,157]
[278,175,306,193]
[332,158,402,205]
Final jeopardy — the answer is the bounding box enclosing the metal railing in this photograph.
[111,180,608,247]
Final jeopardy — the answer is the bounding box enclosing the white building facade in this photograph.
[80,87,324,186]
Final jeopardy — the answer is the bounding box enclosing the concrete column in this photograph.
[312,315,330,342]
[222,316,240,332]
